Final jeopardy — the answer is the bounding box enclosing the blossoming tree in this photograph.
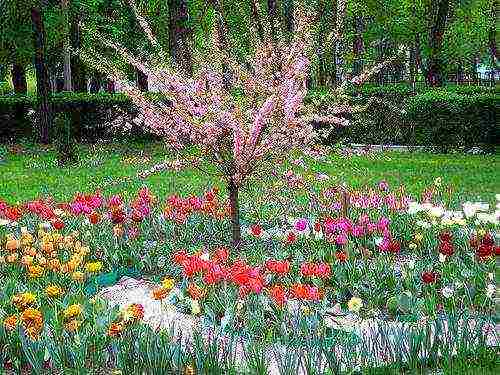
[82,0,391,248]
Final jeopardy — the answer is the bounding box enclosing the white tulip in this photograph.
[441,286,454,298]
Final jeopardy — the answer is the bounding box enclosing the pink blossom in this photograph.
[366,222,377,233]
[335,233,348,246]
[378,180,389,192]
[377,217,390,231]
[109,195,123,207]
[294,218,309,232]
[352,225,365,237]
[358,213,370,226]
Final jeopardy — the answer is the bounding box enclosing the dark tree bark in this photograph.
[352,15,364,77]
[266,0,283,75]
[31,5,53,144]
[136,68,148,91]
[11,64,28,132]
[317,0,327,87]
[330,0,347,87]
[106,80,116,93]
[11,64,27,93]
[488,1,498,84]
[228,176,241,248]
[168,0,193,76]
[471,56,478,84]
[426,0,451,87]
[70,13,87,92]
[250,0,265,41]
[283,0,294,33]
[61,0,72,91]
[212,0,232,89]
[89,70,102,93]
[456,60,464,83]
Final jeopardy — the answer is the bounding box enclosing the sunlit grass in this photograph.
[1,141,499,204]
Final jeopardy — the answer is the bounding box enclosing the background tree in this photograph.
[31,2,53,143]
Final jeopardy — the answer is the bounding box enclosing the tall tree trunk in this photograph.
[31,5,53,144]
[250,0,265,42]
[89,70,101,93]
[352,15,364,77]
[70,13,86,92]
[228,176,241,248]
[283,0,294,33]
[266,0,283,76]
[106,80,115,93]
[11,64,27,93]
[330,0,338,87]
[11,64,28,133]
[331,0,347,87]
[488,0,498,85]
[168,0,193,76]
[316,0,327,87]
[136,68,148,91]
[426,0,451,87]
[471,56,478,84]
[212,0,232,89]
[61,0,72,91]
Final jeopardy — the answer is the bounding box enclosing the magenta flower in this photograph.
[366,222,377,233]
[294,218,309,232]
[378,180,389,192]
[109,195,123,207]
[335,233,348,246]
[377,216,390,231]
[352,225,365,237]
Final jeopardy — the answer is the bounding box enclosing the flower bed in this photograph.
[0,171,498,373]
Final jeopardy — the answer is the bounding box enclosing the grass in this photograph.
[1,140,499,204]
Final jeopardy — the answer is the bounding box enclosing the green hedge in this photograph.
[405,91,499,152]
[311,87,498,152]
[0,92,138,140]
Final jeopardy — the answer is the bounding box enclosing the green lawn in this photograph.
[1,141,499,204]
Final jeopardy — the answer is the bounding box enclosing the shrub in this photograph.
[50,92,136,141]
[309,85,498,150]
[0,93,140,141]
[405,90,499,152]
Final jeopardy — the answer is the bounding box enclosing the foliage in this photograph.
[406,91,499,151]
[0,167,498,372]
[0,93,137,141]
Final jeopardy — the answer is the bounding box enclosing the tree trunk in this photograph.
[89,70,101,93]
[426,0,451,87]
[471,56,478,84]
[11,64,28,133]
[331,0,347,87]
[228,176,241,248]
[62,0,72,91]
[283,0,294,33]
[136,68,148,91]
[488,1,498,85]
[212,0,232,89]
[31,5,53,144]
[250,0,265,42]
[12,64,27,93]
[266,0,283,76]
[168,0,193,76]
[352,15,364,77]
[70,13,86,92]
[106,80,116,93]
[316,0,327,87]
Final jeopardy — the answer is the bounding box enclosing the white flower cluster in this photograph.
[408,196,500,227]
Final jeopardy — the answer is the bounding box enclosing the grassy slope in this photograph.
[1,142,499,204]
